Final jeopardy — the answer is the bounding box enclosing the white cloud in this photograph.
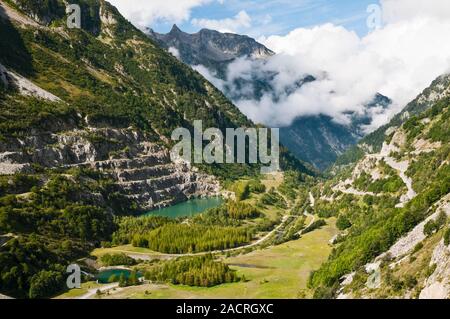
[107,0,214,28]
[381,0,450,23]
[192,65,226,91]
[168,47,180,59]
[192,10,252,33]
[206,0,450,131]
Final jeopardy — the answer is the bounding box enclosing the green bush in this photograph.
[423,211,447,237]
[117,271,140,287]
[260,188,287,209]
[412,242,423,254]
[336,215,352,230]
[302,219,326,234]
[248,179,266,194]
[233,182,250,201]
[29,270,64,299]
[444,228,450,246]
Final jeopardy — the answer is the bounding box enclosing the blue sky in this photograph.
[151,0,381,37]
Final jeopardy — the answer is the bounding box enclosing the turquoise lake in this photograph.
[97,269,132,284]
[144,197,223,218]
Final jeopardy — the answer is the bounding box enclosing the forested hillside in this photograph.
[335,74,450,167]
[309,83,450,298]
[0,0,311,298]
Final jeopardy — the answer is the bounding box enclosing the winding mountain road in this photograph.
[383,156,417,207]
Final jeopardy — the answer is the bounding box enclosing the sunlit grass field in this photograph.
[94,219,337,299]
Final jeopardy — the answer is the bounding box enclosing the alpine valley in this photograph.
[0,0,448,300]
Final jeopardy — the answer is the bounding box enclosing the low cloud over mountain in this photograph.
[229,0,450,132]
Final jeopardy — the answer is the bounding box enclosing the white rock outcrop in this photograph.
[0,126,221,210]
[419,240,450,299]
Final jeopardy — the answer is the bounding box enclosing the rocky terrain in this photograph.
[148,24,274,77]
[337,196,449,299]
[340,73,450,161]
[310,75,450,299]
[0,0,285,212]
[0,121,220,210]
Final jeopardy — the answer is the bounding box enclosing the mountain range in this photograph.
[148,24,274,79]
[148,22,450,300]
[149,25,392,170]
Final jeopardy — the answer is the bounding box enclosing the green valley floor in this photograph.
[58,218,337,299]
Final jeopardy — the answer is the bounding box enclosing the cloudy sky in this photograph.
[108,0,377,37]
[108,0,450,130]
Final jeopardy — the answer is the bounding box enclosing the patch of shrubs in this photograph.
[423,211,447,237]
[302,219,326,235]
[100,253,136,266]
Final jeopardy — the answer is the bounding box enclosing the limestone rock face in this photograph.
[419,240,450,299]
[0,125,220,211]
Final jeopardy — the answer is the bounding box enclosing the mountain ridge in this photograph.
[148,24,275,79]
[334,73,450,170]
[149,25,392,170]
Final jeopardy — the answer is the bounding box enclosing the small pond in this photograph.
[97,269,132,284]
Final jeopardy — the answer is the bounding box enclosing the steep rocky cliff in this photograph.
[0,114,220,210]
[0,0,233,210]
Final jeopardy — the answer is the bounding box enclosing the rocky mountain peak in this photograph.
[169,24,182,34]
[148,25,275,66]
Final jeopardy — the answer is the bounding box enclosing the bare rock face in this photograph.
[419,240,450,299]
[0,63,60,101]
[0,125,220,211]
[149,25,275,66]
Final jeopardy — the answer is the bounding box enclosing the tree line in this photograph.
[144,255,240,287]
[131,224,253,254]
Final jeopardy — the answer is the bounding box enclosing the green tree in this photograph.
[127,271,139,286]
[29,270,64,299]
[336,215,351,230]
[118,273,127,288]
